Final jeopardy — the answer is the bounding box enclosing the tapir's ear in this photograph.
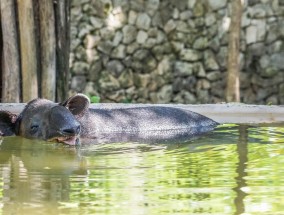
[0,111,17,136]
[60,94,90,116]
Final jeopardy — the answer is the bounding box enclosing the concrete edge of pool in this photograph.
[0,103,284,125]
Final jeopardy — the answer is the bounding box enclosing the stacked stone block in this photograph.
[70,0,284,104]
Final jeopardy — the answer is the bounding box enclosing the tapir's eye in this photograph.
[30,125,39,134]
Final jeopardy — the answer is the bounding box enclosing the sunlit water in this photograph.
[0,125,284,215]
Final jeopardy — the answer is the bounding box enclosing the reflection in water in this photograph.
[234,125,248,215]
[0,126,283,214]
[0,137,87,214]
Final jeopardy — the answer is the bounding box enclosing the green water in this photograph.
[0,125,284,215]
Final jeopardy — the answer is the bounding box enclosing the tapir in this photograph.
[0,94,219,145]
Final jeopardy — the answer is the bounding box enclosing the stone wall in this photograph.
[70,0,284,104]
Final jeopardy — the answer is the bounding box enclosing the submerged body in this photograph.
[0,94,219,145]
[79,106,218,143]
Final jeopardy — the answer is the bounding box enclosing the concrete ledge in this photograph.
[1,103,284,125]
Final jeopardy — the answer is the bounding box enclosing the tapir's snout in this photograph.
[60,124,81,136]
[48,106,82,145]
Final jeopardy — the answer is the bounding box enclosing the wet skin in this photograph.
[0,94,219,145]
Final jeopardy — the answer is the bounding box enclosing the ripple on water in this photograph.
[0,126,284,214]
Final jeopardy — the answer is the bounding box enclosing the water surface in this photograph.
[0,125,284,215]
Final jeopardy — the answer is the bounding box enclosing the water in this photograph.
[0,125,284,215]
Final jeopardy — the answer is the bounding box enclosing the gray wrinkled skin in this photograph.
[15,99,81,144]
[73,95,219,143]
[80,107,218,135]
[0,94,219,144]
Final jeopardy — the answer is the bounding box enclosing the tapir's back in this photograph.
[81,106,219,141]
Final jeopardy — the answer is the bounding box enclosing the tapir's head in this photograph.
[0,94,90,145]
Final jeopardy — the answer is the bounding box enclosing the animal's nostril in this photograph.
[62,128,74,135]
[62,125,81,135]
[76,125,81,134]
